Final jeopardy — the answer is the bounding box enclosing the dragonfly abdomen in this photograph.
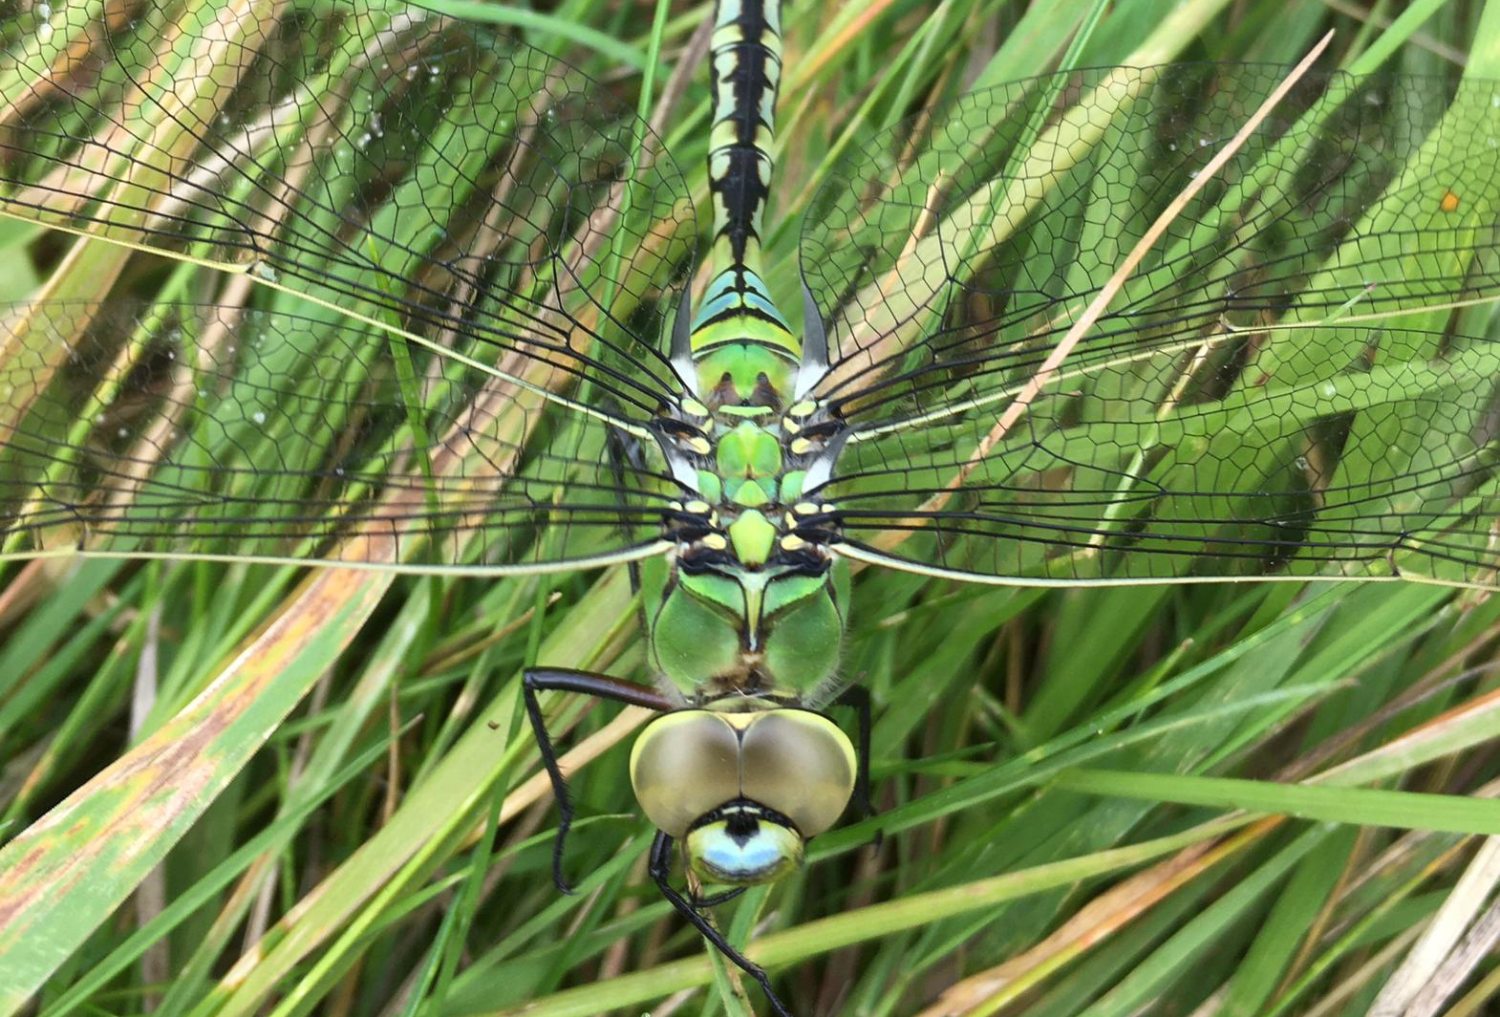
[690,0,800,401]
[703,0,783,278]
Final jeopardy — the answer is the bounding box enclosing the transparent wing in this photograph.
[0,302,680,572]
[0,0,696,418]
[799,66,1500,586]
[0,0,701,572]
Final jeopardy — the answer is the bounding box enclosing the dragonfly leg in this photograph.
[522,668,675,895]
[691,886,748,908]
[649,831,794,1017]
[602,422,650,597]
[831,685,878,822]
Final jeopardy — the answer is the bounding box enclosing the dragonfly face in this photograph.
[630,708,857,884]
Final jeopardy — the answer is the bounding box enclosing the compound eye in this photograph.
[739,711,856,837]
[629,711,740,837]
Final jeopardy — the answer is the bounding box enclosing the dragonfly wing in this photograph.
[1,302,679,572]
[0,0,696,417]
[798,66,1500,586]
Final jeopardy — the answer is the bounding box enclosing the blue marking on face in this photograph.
[699,827,783,878]
[687,810,804,885]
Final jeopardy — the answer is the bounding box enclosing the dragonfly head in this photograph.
[630,708,856,885]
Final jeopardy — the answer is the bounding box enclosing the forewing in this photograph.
[799,66,1500,586]
[0,0,696,416]
[0,302,679,572]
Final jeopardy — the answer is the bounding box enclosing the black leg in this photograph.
[649,832,795,1017]
[522,668,675,895]
[603,413,648,599]
[691,886,748,909]
[832,684,877,822]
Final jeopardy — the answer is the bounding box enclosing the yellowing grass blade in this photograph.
[0,566,393,1013]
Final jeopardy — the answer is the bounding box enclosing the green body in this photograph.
[642,0,846,707]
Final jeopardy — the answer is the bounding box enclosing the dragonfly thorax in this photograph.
[646,398,849,701]
[659,391,842,566]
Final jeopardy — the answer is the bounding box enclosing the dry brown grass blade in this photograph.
[914,675,1500,1017]
[1369,835,1500,1017]
[0,564,393,1010]
[915,817,1282,1017]
[1403,893,1500,1017]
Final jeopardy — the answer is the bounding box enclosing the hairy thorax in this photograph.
[643,344,850,702]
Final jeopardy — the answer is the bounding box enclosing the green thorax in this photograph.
[646,393,842,707]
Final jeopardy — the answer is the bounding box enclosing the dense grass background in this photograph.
[4,0,1500,1015]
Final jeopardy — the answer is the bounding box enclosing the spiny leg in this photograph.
[691,886,748,908]
[832,684,878,822]
[522,668,674,894]
[601,408,651,597]
[649,831,794,1017]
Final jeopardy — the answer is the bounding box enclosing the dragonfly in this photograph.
[3,0,1500,1013]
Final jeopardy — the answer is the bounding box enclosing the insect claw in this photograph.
[690,886,747,908]
[762,980,797,1017]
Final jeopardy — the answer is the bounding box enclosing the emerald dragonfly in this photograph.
[2,0,1499,1013]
